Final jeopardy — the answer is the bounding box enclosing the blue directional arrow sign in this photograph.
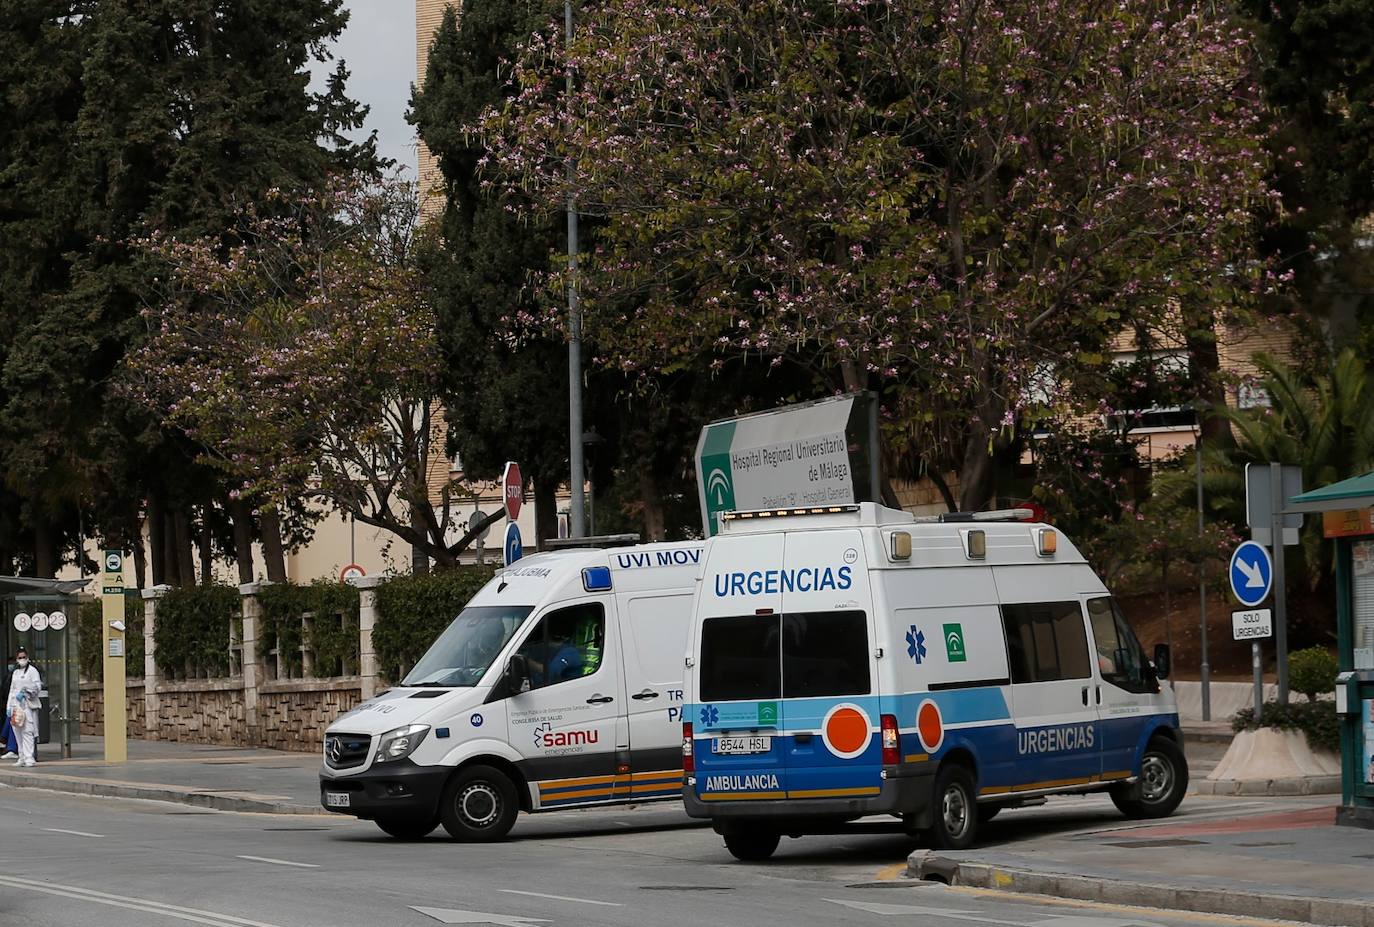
[1229,540,1273,608]
[503,522,523,567]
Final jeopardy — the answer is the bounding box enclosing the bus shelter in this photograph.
[1288,471,1374,828]
[0,575,85,755]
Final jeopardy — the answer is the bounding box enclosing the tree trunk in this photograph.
[534,477,558,548]
[198,499,213,585]
[148,497,167,586]
[133,520,147,591]
[1184,309,1233,447]
[410,503,430,576]
[230,499,256,584]
[162,511,181,586]
[173,509,196,586]
[258,507,288,584]
[638,467,666,541]
[33,517,58,578]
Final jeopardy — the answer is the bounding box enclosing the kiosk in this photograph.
[1288,471,1374,828]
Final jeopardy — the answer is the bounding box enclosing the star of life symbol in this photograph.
[699,705,719,726]
[906,626,927,664]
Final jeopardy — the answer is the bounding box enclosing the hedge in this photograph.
[1232,699,1339,754]
[154,584,241,678]
[258,581,360,678]
[78,596,145,682]
[373,568,495,684]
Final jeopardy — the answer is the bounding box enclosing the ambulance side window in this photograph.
[1087,596,1154,693]
[783,611,870,697]
[1001,602,1092,683]
[700,615,781,701]
[512,603,605,690]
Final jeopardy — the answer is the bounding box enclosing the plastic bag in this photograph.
[10,706,24,729]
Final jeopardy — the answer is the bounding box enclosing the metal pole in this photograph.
[1270,461,1289,703]
[1197,434,1211,721]
[1252,640,1263,723]
[565,0,587,539]
[867,393,881,504]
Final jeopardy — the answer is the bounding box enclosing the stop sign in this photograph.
[502,461,523,521]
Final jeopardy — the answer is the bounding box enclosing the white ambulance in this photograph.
[319,541,702,840]
[683,504,1185,860]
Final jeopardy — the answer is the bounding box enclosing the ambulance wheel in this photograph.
[1112,737,1187,819]
[374,816,438,840]
[440,765,519,842]
[723,829,780,862]
[928,764,978,850]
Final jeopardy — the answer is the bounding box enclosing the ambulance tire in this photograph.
[723,830,780,862]
[375,816,439,840]
[439,765,519,842]
[927,764,978,850]
[1111,736,1187,819]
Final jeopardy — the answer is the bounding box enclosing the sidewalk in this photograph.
[0,737,321,814]
[911,799,1373,927]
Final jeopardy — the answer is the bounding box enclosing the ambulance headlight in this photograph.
[375,724,430,763]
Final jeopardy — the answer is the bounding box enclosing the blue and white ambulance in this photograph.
[319,541,701,841]
[682,503,1185,860]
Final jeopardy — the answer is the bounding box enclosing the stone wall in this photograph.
[154,680,247,746]
[259,678,362,752]
[79,682,147,738]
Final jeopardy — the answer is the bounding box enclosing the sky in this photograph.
[312,0,418,177]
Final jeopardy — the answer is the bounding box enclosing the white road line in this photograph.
[499,888,623,907]
[235,854,320,869]
[0,873,285,927]
[43,827,104,837]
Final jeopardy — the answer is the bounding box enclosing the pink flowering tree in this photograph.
[126,176,499,572]
[484,0,1276,511]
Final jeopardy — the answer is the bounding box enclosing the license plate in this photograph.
[712,736,771,755]
[324,791,351,808]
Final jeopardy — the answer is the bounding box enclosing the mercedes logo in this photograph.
[326,737,343,764]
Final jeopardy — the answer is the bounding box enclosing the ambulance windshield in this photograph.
[403,605,534,687]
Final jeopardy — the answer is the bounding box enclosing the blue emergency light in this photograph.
[581,566,613,592]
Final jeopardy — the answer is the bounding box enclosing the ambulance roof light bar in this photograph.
[542,533,642,551]
[910,508,1036,524]
[720,504,861,523]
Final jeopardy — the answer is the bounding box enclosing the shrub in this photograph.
[78,596,145,682]
[154,584,240,678]
[257,581,360,678]
[1288,647,1338,702]
[373,568,495,684]
[1232,699,1339,754]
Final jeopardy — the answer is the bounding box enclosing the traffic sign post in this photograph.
[101,548,127,764]
[1268,462,1293,703]
[502,462,524,522]
[503,522,523,567]
[1233,607,1273,723]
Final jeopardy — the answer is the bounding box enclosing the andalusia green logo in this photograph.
[698,421,737,535]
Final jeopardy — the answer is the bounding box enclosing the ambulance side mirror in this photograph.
[503,654,530,696]
[1153,643,1171,680]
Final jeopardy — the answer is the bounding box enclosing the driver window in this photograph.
[1088,596,1153,693]
[512,603,605,690]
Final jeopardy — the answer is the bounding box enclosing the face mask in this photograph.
[16,659,27,668]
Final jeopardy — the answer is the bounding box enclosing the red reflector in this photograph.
[755,608,774,615]
[682,722,694,773]
[881,714,900,766]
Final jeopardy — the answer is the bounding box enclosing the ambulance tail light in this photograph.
[682,722,694,772]
[880,714,900,766]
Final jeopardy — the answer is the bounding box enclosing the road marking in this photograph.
[411,906,550,925]
[0,873,285,927]
[499,888,622,907]
[827,898,1009,922]
[874,862,908,881]
[235,854,319,869]
[43,827,104,837]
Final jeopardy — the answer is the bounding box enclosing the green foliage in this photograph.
[373,569,495,683]
[77,597,145,682]
[258,581,360,678]
[1289,647,1339,703]
[153,585,240,679]
[1232,699,1340,754]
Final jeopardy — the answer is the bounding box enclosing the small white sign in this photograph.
[30,613,48,631]
[108,639,124,658]
[104,550,123,574]
[48,611,66,630]
[12,613,30,632]
[1232,608,1273,641]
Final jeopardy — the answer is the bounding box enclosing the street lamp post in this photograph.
[565,0,587,539]
[1195,406,1211,722]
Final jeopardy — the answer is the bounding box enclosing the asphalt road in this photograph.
[0,779,1306,927]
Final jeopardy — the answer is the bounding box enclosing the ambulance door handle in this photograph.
[586,695,614,705]
[1095,686,1102,705]
[1081,686,1089,706]
[631,689,659,700]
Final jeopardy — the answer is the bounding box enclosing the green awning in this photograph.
[1287,470,1374,514]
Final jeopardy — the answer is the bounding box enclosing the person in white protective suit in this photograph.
[6,646,41,767]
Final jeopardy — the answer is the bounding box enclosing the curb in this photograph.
[1193,775,1340,796]
[908,852,1374,927]
[0,770,318,815]
[1181,728,1233,746]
